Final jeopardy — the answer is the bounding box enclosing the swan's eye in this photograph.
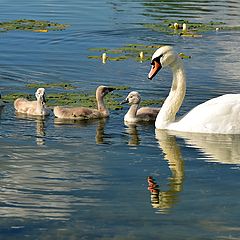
[151,55,163,65]
[156,55,163,62]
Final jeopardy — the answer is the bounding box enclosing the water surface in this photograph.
[0,1,240,239]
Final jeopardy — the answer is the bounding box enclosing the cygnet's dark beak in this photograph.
[148,60,162,80]
[120,98,129,105]
[107,87,115,93]
[42,94,46,104]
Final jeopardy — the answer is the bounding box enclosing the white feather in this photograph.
[150,46,240,134]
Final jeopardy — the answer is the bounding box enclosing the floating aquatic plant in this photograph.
[2,93,33,102]
[140,99,164,107]
[108,85,129,91]
[48,92,124,110]
[2,84,163,111]
[88,44,163,62]
[142,20,240,37]
[26,83,76,90]
[178,52,191,59]
[2,84,130,111]
[3,91,123,110]
[88,43,191,62]
[0,19,69,32]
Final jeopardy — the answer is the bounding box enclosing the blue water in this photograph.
[0,1,240,239]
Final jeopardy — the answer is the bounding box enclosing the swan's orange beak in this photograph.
[148,60,162,80]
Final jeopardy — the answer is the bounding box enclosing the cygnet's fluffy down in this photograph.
[53,85,114,120]
[122,91,160,123]
[14,88,50,116]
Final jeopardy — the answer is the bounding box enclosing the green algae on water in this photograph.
[142,20,240,37]
[3,91,123,111]
[26,83,76,90]
[44,85,130,110]
[2,84,130,111]
[2,84,165,111]
[2,93,34,102]
[88,44,163,62]
[0,19,69,32]
[108,86,129,91]
[178,52,191,59]
[89,43,191,62]
[49,92,125,110]
[140,99,164,107]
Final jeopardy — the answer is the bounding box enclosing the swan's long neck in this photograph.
[125,103,139,119]
[96,94,109,117]
[156,58,186,129]
[36,99,46,115]
[36,98,45,115]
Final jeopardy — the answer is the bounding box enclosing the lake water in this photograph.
[0,0,240,239]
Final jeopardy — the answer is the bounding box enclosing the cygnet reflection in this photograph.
[54,117,108,144]
[15,113,46,145]
[124,122,141,146]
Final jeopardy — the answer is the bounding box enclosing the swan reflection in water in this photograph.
[126,124,240,213]
[54,117,108,144]
[169,131,240,165]
[124,123,184,212]
[15,112,46,145]
[149,130,184,213]
[150,129,240,213]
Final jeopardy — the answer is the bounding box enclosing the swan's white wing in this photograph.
[170,94,240,134]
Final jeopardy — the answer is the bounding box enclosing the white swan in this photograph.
[121,91,160,123]
[14,88,50,116]
[148,46,240,134]
[53,85,114,120]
